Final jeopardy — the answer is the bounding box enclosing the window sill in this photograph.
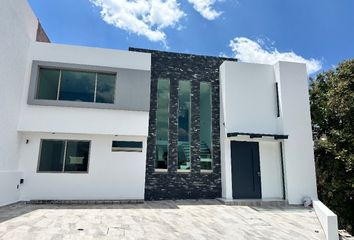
[201,170,213,174]
[154,169,168,173]
[177,170,191,174]
[28,99,119,110]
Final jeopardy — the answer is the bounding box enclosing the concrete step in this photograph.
[217,198,288,207]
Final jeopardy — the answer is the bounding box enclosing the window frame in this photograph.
[37,139,91,174]
[199,81,213,173]
[177,80,192,173]
[111,141,143,152]
[275,82,280,118]
[28,61,120,110]
[154,78,170,172]
[36,68,116,104]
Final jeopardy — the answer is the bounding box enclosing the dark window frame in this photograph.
[155,78,170,171]
[112,141,143,152]
[275,82,280,118]
[199,81,213,172]
[37,139,91,174]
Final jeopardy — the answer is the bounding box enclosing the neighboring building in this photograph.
[0,0,318,206]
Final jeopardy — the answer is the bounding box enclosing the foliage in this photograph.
[310,59,354,233]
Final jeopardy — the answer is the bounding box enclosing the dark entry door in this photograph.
[231,141,261,199]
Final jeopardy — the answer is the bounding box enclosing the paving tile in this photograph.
[0,200,325,240]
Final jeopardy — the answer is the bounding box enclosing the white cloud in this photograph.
[188,0,222,20]
[90,0,185,42]
[229,37,322,75]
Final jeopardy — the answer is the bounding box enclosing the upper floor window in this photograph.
[36,68,116,104]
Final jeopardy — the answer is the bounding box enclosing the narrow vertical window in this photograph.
[200,82,213,171]
[275,82,280,117]
[178,81,191,171]
[155,79,170,170]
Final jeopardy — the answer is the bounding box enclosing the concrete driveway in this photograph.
[0,200,325,240]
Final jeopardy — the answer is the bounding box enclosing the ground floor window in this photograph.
[38,140,90,173]
[178,80,191,171]
[112,141,143,152]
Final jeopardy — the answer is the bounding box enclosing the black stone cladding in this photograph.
[129,48,237,200]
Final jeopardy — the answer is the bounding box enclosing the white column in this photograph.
[274,61,318,204]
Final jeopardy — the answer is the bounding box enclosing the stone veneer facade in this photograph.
[129,48,237,200]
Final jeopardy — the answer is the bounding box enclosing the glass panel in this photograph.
[112,141,143,152]
[155,79,170,169]
[96,73,116,103]
[178,81,191,170]
[64,141,90,172]
[200,82,213,170]
[59,70,95,102]
[37,69,60,100]
[38,140,65,172]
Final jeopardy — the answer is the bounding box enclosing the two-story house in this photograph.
[1,0,318,206]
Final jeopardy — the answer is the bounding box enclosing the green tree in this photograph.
[310,59,354,234]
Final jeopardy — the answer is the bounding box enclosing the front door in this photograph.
[231,141,261,199]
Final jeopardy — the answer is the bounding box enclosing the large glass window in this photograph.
[36,68,116,104]
[59,70,96,102]
[37,69,60,100]
[38,140,65,172]
[64,141,90,172]
[178,81,191,171]
[38,139,90,173]
[96,73,116,103]
[200,82,213,171]
[155,79,170,170]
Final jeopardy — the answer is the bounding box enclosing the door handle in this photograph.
[257,171,261,177]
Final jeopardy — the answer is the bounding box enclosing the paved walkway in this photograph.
[0,200,325,240]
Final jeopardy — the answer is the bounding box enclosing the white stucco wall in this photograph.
[0,171,23,206]
[0,0,37,170]
[220,61,281,135]
[220,87,232,199]
[274,61,318,204]
[19,133,147,200]
[18,106,149,136]
[259,141,283,199]
[220,61,317,204]
[29,42,151,71]
[16,44,151,200]
[0,0,38,206]
[18,42,151,136]
[313,200,339,240]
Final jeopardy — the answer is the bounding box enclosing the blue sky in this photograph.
[28,0,354,75]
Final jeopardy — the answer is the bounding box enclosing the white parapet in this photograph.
[313,200,339,240]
